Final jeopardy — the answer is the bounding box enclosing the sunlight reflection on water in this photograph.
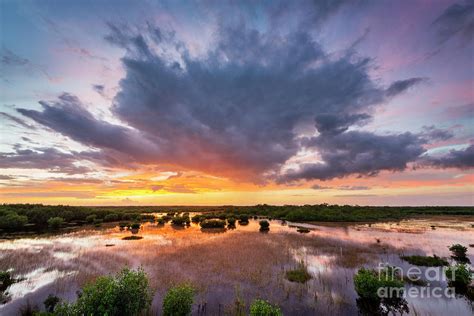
[0,216,473,315]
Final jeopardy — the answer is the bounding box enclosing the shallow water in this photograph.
[0,216,473,315]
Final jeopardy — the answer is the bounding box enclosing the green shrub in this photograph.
[445,264,472,288]
[227,217,236,226]
[0,270,15,292]
[86,214,97,223]
[400,255,448,267]
[353,267,404,301]
[171,216,188,226]
[354,269,382,301]
[157,217,165,225]
[285,265,311,283]
[121,213,139,221]
[44,294,60,312]
[140,214,155,222]
[104,214,119,222]
[93,219,103,227]
[162,215,172,222]
[71,268,151,316]
[249,299,282,316]
[130,222,141,229]
[238,215,249,225]
[162,284,195,316]
[259,220,270,231]
[449,244,470,263]
[0,212,28,230]
[191,215,202,223]
[47,217,64,230]
[119,221,129,228]
[200,219,226,229]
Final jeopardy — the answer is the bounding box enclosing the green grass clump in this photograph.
[285,266,312,283]
[249,299,282,316]
[162,284,195,316]
[122,235,143,240]
[400,255,448,266]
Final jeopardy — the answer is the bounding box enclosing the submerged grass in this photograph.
[285,265,312,283]
[400,255,448,266]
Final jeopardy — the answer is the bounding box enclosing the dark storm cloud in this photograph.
[422,144,474,169]
[432,1,474,44]
[103,20,424,178]
[16,4,451,182]
[17,93,162,165]
[280,131,426,182]
[0,147,91,174]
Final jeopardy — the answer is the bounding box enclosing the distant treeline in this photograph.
[1,203,473,233]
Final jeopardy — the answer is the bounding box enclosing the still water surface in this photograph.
[0,216,473,315]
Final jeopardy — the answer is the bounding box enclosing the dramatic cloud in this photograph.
[280,131,426,182]
[432,1,474,44]
[0,147,92,174]
[18,93,162,168]
[422,144,474,169]
[15,6,464,183]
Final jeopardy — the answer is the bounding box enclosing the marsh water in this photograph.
[0,216,473,315]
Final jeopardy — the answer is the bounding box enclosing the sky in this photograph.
[0,0,473,206]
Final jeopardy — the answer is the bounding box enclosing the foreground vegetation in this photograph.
[1,203,473,235]
[14,267,284,316]
[353,266,408,315]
